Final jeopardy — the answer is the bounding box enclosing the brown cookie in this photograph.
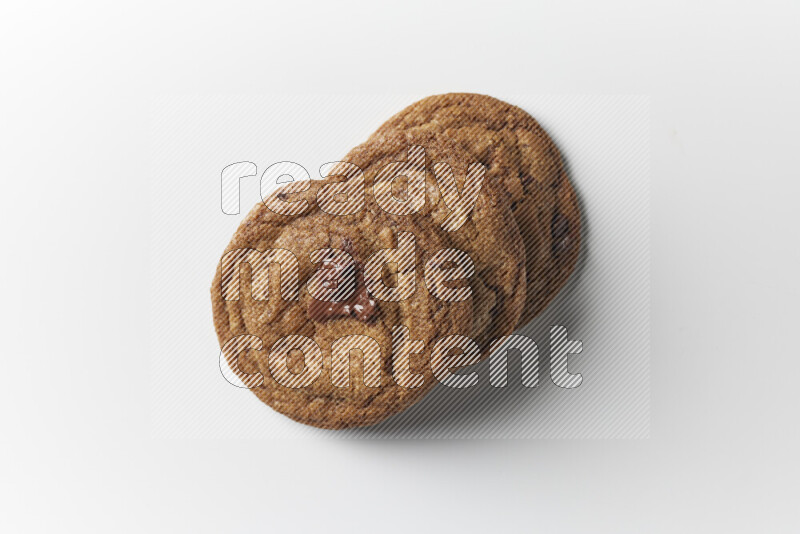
[341,128,527,349]
[371,93,581,325]
[211,179,473,429]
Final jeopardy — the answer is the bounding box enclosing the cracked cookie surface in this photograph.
[342,129,526,349]
[371,93,581,325]
[211,179,473,429]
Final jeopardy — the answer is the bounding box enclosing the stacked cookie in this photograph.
[211,94,581,429]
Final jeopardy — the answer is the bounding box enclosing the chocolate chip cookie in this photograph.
[211,179,473,429]
[371,93,581,325]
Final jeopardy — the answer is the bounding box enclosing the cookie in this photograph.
[371,93,581,325]
[341,128,527,349]
[211,179,473,429]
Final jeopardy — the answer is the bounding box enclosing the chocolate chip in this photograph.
[551,211,572,256]
[308,242,378,324]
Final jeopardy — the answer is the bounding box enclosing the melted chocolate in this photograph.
[308,238,379,323]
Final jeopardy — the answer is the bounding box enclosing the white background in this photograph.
[1,1,799,532]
